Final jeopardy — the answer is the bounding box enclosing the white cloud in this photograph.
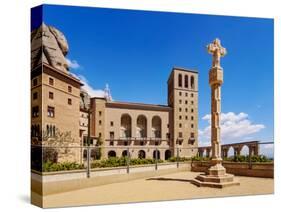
[70,73,108,98]
[199,112,265,145]
[66,58,81,69]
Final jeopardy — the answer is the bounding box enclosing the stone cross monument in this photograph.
[191,38,239,188]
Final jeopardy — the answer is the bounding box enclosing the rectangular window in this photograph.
[49,77,54,86]
[185,100,188,104]
[99,133,102,137]
[110,141,114,146]
[68,98,72,105]
[185,116,188,120]
[191,109,194,113]
[33,92,38,100]
[33,78,38,87]
[185,92,188,97]
[191,124,194,128]
[179,91,182,96]
[47,106,55,118]
[68,86,72,93]
[191,101,194,105]
[185,108,188,112]
[179,115,182,120]
[110,121,114,126]
[179,108,182,112]
[32,106,39,117]
[179,123,182,128]
[99,111,102,116]
[191,132,195,138]
[110,131,114,139]
[166,133,170,139]
[191,116,194,120]
[179,132,183,138]
[191,93,194,97]
[99,120,102,125]
[49,92,54,99]
[179,99,182,104]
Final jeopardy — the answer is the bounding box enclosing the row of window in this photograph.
[178,74,195,89]
[179,107,194,113]
[46,124,56,137]
[179,115,194,120]
[178,123,195,128]
[178,99,194,105]
[32,77,73,92]
[179,91,194,97]
[32,106,55,118]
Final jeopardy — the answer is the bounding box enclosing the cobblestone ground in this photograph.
[41,171,274,208]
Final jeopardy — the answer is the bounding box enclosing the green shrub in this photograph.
[43,161,84,172]
[168,157,191,162]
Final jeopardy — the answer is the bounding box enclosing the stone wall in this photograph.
[191,161,274,178]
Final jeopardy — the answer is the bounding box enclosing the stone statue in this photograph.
[207,38,227,68]
[31,23,69,72]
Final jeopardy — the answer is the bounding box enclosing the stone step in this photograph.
[191,178,240,188]
[195,174,235,183]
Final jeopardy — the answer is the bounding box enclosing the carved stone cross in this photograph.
[207,38,227,68]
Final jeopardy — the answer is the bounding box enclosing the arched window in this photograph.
[165,150,172,160]
[108,150,116,158]
[136,115,147,138]
[31,125,34,137]
[120,114,132,138]
[122,150,128,157]
[191,76,195,89]
[152,116,161,138]
[184,75,188,88]
[178,74,182,87]
[138,150,146,159]
[52,125,56,137]
[46,125,49,137]
[36,125,40,137]
[153,150,161,160]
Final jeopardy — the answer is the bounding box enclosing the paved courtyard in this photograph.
[40,171,274,208]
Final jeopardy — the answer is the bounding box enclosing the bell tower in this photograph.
[167,67,198,157]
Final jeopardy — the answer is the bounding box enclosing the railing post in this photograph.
[249,148,252,169]
[126,147,130,174]
[155,147,158,170]
[177,147,179,168]
[86,146,90,178]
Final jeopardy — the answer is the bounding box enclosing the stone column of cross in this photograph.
[207,38,226,162]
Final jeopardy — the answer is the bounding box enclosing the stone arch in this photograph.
[153,150,161,160]
[191,76,195,89]
[136,115,147,138]
[178,73,182,87]
[165,150,172,160]
[138,150,146,159]
[120,114,132,138]
[241,145,249,156]
[108,150,116,158]
[184,75,189,88]
[152,116,162,138]
[228,146,235,157]
[122,150,128,157]
[91,149,100,160]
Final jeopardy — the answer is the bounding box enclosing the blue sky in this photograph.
[35,5,274,154]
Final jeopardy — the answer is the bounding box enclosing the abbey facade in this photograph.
[31,24,198,163]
